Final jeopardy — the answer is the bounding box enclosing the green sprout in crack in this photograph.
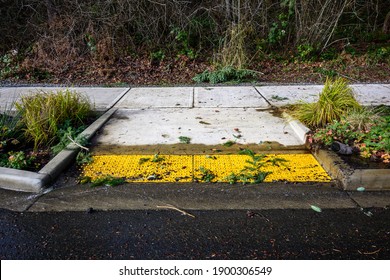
[179,136,191,144]
[139,154,165,165]
[230,149,288,184]
[80,175,126,187]
[151,153,165,162]
[139,157,150,165]
[223,140,235,147]
[225,172,239,184]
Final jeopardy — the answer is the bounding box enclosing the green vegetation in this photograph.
[15,89,93,149]
[0,113,22,147]
[0,52,19,79]
[0,151,36,170]
[179,136,191,144]
[236,149,272,184]
[138,154,165,165]
[151,154,165,163]
[224,149,288,185]
[0,89,94,170]
[197,166,216,183]
[0,1,389,85]
[311,112,390,161]
[223,140,236,147]
[51,121,87,155]
[193,66,257,84]
[81,175,126,187]
[292,78,390,163]
[293,78,361,128]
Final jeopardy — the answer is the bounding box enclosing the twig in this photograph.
[156,204,196,218]
[67,135,89,151]
[335,72,361,83]
[358,248,382,255]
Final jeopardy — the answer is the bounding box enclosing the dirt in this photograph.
[3,53,390,86]
[89,143,308,156]
[339,154,390,169]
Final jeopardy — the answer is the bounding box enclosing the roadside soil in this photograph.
[2,54,389,86]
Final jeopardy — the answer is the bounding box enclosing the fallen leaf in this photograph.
[310,205,322,212]
[357,187,365,192]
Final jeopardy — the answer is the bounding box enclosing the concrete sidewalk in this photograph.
[2,84,389,111]
[0,84,390,212]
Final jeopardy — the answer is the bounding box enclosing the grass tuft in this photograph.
[15,89,93,150]
[293,78,361,128]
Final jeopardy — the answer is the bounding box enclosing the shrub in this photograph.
[0,98,24,152]
[293,78,361,128]
[51,121,87,155]
[15,89,93,149]
[0,151,36,170]
[311,114,390,160]
[193,66,257,84]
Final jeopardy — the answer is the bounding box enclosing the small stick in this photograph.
[157,204,196,218]
[67,135,89,151]
[335,72,360,83]
[361,248,382,255]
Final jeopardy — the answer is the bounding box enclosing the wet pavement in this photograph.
[1,208,389,260]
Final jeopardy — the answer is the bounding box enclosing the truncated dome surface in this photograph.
[81,154,331,183]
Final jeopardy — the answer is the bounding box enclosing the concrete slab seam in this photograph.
[192,87,195,108]
[106,87,131,108]
[252,86,274,107]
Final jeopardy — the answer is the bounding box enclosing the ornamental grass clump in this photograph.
[294,78,361,128]
[15,89,93,150]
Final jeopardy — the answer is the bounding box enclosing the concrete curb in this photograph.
[0,167,50,193]
[0,107,118,193]
[281,113,390,191]
[313,149,390,191]
[282,112,311,144]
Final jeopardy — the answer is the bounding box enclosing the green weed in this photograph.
[150,50,165,62]
[223,149,285,184]
[51,121,87,155]
[0,52,19,79]
[193,66,257,84]
[170,27,196,59]
[0,151,36,170]
[76,150,93,166]
[297,44,315,61]
[311,113,390,158]
[179,136,191,144]
[90,175,126,187]
[223,140,235,147]
[367,46,390,64]
[151,154,165,163]
[315,67,337,78]
[197,166,216,183]
[271,95,289,101]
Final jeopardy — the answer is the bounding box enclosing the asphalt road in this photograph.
[0,207,389,260]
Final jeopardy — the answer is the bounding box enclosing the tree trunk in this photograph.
[45,0,57,26]
[383,11,390,34]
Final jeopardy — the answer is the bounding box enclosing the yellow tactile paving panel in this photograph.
[193,154,331,183]
[81,154,331,183]
[82,155,193,182]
